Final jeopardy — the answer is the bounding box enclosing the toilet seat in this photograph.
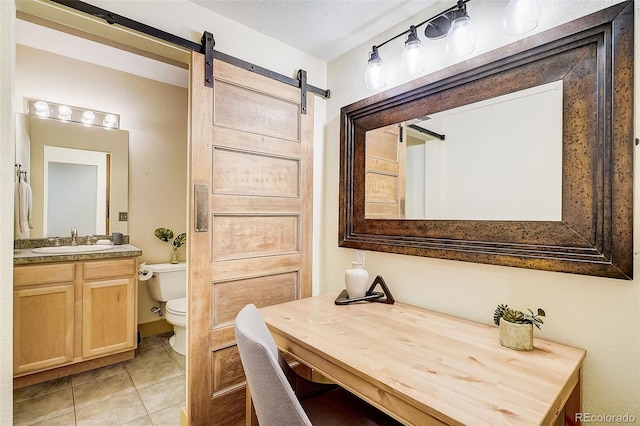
[166,297,187,316]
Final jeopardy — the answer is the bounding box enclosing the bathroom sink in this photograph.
[32,245,114,254]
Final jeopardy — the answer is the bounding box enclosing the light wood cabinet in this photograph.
[13,283,75,375]
[83,259,137,358]
[13,257,138,381]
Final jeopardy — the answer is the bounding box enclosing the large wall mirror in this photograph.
[340,1,634,279]
[19,114,129,239]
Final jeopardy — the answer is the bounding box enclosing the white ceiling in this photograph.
[188,0,438,61]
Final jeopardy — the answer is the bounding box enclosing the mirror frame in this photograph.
[340,1,634,279]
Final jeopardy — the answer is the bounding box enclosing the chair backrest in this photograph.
[235,304,312,426]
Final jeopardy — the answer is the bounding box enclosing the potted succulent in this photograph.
[154,227,186,264]
[493,304,545,351]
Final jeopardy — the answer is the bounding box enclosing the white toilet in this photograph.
[146,263,187,355]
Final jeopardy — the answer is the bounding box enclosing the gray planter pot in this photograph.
[499,319,533,351]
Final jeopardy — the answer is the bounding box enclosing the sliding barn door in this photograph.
[365,124,406,219]
[187,52,313,425]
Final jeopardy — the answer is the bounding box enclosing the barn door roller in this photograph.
[201,32,326,114]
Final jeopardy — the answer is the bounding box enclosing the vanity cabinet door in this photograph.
[13,284,75,375]
[82,277,136,358]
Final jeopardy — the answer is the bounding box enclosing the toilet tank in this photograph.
[146,263,186,302]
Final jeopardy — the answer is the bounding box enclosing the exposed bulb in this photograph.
[58,105,72,122]
[34,101,50,118]
[81,110,96,126]
[446,15,476,57]
[401,26,426,75]
[103,114,118,128]
[504,0,541,35]
[364,47,386,90]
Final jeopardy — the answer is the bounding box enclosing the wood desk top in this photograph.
[260,295,586,426]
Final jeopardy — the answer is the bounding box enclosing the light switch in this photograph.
[119,212,128,221]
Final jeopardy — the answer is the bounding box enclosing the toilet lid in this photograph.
[166,297,187,315]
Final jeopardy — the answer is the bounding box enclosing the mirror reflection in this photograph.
[365,81,563,221]
[16,114,129,239]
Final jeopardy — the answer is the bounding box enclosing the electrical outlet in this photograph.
[119,212,128,221]
[355,250,365,267]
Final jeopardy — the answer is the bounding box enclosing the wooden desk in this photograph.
[259,295,586,426]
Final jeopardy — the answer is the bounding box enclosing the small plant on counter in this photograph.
[493,304,545,329]
[154,227,186,264]
[494,304,546,351]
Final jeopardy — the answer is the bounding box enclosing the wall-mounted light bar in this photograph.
[26,98,120,130]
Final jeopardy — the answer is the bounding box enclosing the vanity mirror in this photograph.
[17,114,129,239]
[340,1,634,279]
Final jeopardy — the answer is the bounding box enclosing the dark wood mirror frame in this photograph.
[340,1,634,279]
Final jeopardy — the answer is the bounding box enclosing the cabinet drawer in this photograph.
[14,263,76,287]
[84,258,137,280]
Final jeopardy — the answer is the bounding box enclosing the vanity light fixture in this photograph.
[400,26,427,75]
[33,100,50,118]
[81,110,96,126]
[365,0,541,89]
[365,46,386,90]
[26,99,120,130]
[504,0,541,35]
[58,105,72,122]
[103,114,118,128]
[445,2,476,57]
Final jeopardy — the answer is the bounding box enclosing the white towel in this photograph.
[14,179,33,238]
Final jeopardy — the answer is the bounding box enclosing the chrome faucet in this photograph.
[71,227,78,246]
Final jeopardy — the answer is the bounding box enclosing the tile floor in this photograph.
[13,332,185,426]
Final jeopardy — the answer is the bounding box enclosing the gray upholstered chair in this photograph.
[235,303,401,426]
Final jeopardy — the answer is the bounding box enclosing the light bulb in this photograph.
[103,114,118,128]
[81,110,96,126]
[401,26,426,75]
[34,101,50,118]
[364,47,386,90]
[446,15,476,57]
[58,105,72,122]
[504,0,541,35]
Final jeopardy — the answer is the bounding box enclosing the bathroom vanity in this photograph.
[13,244,141,388]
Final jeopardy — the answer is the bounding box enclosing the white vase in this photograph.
[345,262,369,299]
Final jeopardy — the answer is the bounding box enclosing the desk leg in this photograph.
[564,368,582,426]
[246,385,259,426]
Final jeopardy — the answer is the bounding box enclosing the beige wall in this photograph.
[15,44,188,324]
[323,0,639,420]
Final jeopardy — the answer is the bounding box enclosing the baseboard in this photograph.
[138,318,173,337]
[14,350,135,389]
[181,406,188,426]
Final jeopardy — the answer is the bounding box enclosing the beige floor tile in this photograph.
[13,387,74,425]
[122,415,153,425]
[138,332,172,351]
[73,372,136,409]
[72,362,128,387]
[13,334,187,426]
[13,376,71,404]
[149,402,184,426]
[126,345,174,373]
[166,347,185,370]
[128,358,183,390]
[75,391,147,426]
[138,374,185,414]
[29,410,76,426]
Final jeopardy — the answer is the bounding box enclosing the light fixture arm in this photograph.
[372,0,471,52]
